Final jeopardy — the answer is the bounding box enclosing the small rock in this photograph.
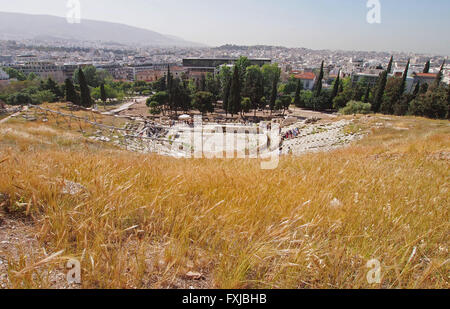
[61,180,86,195]
[185,271,204,280]
[330,198,343,209]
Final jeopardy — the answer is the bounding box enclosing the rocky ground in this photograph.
[280,119,366,155]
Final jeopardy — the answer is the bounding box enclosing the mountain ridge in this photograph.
[0,12,206,47]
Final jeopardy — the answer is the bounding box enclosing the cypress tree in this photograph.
[65,78,79,106]
[223,78,231,116]
[167,65,174,112]
[434,60,445,88]
[100,83,107,104]
[294,79,304,108]
[420,83,429,94]
[412,82,420,98]
[398,59,410,97]
[446,85,450,120]
[78,69,92,108]
[229,65,241,116]
[363,84,371,103]
[330,70,340,106]
[423,60,431,74]
[387,56,394,74]
[269,68,280,114]
[200,74,206,92]
[314,61,324,97]
[373,71,388,113]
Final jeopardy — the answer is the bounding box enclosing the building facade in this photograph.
[293,72,316,90]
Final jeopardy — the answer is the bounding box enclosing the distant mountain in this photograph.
[0,12,205,47]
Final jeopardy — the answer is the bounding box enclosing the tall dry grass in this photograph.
[0,111,448,289]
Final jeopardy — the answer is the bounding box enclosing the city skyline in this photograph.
[0,0,449,55]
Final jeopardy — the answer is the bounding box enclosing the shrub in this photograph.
[148,101,161,115]
[339,101,372,115]
[241,97,252,113]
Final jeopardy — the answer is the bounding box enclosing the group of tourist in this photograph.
[282,127,301,140]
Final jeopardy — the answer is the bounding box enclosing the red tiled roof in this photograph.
[414,73,437,78]
[293,72,316,80]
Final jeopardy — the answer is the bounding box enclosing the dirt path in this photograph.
[102,97,148,116]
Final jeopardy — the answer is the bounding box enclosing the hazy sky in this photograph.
[1,0,449,54]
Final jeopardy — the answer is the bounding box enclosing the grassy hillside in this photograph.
[0,108,448,289]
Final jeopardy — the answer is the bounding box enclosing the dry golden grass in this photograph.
[0,110,449,289]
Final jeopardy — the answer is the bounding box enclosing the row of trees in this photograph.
[0,72,65,105]
[331,57,449,119]
[147,57,291,117]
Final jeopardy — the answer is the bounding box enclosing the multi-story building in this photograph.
[351,71,382,88]
[12,61,65,82]
[182,58,271,80]
[135,66,187,82]
[412,72,437,87]
[0,55,13,65]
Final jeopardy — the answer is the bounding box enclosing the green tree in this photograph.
[339,101,372,115]
[241,97,252,114]
[387,56,394,73]
[65,78,80,105]
[294,79,304,108]
[192,91,214,115]
[43,77,63,100]
[27,72,38,81]
[282,77,298,95]
[147,91,169,115]
[330,71,340,108]
[148,101,162,115]
[380,77,403,114]
[7,92,32,105]
[100,83,107,105]
[409,86,448,119]
[218,66,232,115]
[398,59,410,97]
[4,68,26,81]
[172,78,192,113]
[229,65,242,116]
[73,65,101,87]
[363,84,371,103]
[205,73,220,100]
[166,65,174,113]
[446,85,450,119]
[412,82,421,98]
[423,60,431,73]
[31,90,56,105]
[433,60,445,89]
[154,76,167,92]
[235,56,251,84]
[77,68,92,108]
[262,63,281,100]
[244,65,264,116]
[372,70,388,113]
[420,83,429,94]
[279,95,292,115]
[269,67,280,114]
[313,61,324,97]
